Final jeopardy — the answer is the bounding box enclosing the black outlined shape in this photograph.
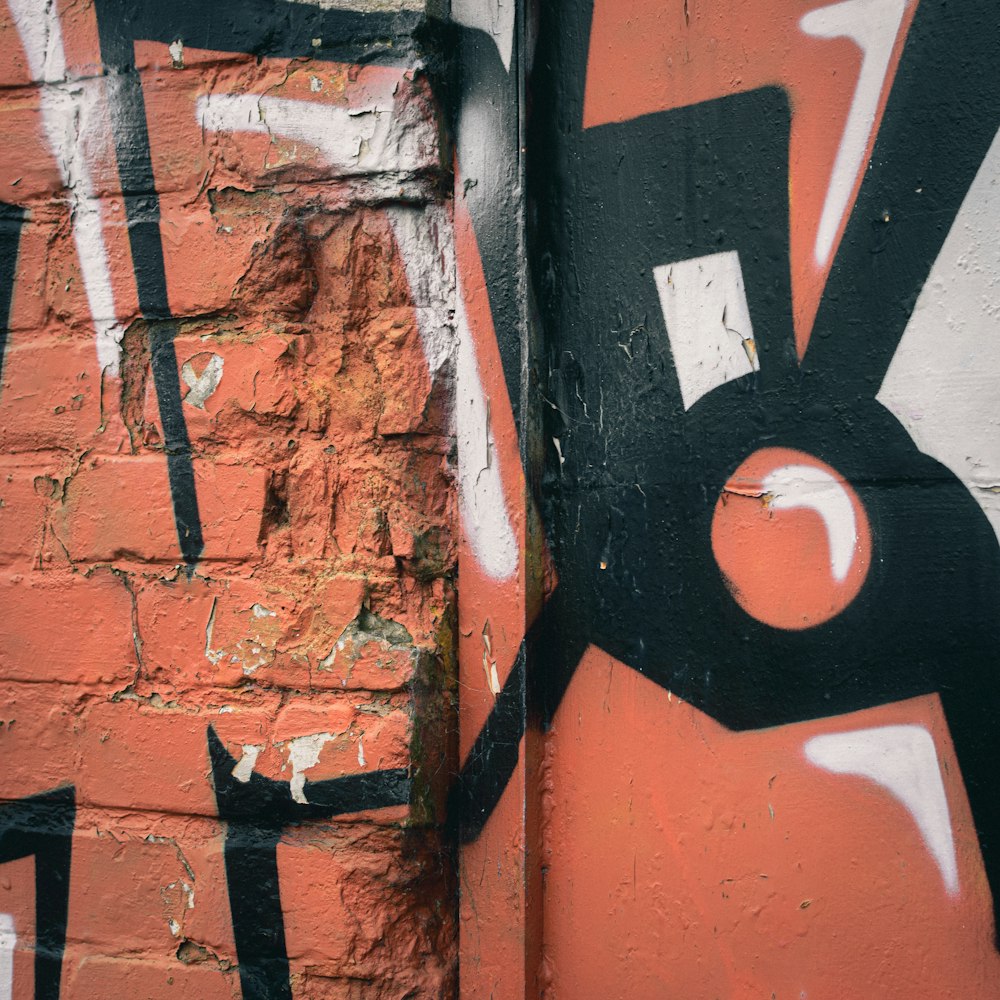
[0,786,76,1000]
[0,203,26,397]
[207,726,410,1000]
[457,0,1000,945]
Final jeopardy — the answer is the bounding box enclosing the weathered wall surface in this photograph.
[454,0,1000,997]
[0,1,458,998]
[5,0,1000,997]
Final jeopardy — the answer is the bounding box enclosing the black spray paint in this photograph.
[0,203,26,397]
[207,727,411,1000]
[455,0,1000,946]
[0,787,76,1000]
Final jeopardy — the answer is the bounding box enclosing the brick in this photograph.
[0,337,131,456]
[138,56,439,198]
[278,825,454,994]
[77,693,416,820]
[0,461,50,565]
[54,455,267,564]
[0,568,137,684]
[62,953,239,1000]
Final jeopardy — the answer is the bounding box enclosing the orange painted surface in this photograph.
[544,648,1000,998]
[712,447,871,630]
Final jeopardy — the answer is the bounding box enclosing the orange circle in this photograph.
[711,447,871,630]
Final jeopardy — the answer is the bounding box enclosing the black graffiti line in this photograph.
[453,0,1000,956]
[88,0,440,571]
[91,62,204,569]
[207,726,410,1000]
[0,203,26,401]
[0,786,76,1000]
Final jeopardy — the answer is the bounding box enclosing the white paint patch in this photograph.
[762,465,857,581]
[196,82,432,177]
[231,744,263,784]
[10,0,125,375]
[801,0,909,267]
[168,39,184,68]
[204,598,222,665]
[805,725,959,894]
[286,732,335,804]
[251,603,276,618]
[879,126,1000,544]
[387,204,519,582]
[454,280,519,580]
[452,0,515,72]
[181,353,224,408]
[357,736,366,768]
[0,913,15,1000]
[653,251,759,411]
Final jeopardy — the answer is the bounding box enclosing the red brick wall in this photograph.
[0,1,457,997]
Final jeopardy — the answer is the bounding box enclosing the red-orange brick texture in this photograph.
[0,3,458,997]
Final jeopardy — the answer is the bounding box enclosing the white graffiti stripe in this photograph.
[195,86,431,178]
[762,464,857,582]
[801,0,910,268]
[10,0,125,375]
[805,725,959,895]
[388,204,519,582]
[202,92,519,581]
[451,0,516,72]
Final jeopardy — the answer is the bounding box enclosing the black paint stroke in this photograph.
[92,58,204,567]
[457,0,1000,947]
[0,787,76,1000]
[0,203,26,397]
[207,726,410,1000]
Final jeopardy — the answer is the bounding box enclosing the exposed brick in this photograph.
[0,568,138,685]
[0,5,457,995]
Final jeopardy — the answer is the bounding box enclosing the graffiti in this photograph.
[454,0,1000,991]
[0,204,25,391]
[87,0,423,569]
[0,0,453,996]
[207,727,410,1000]
[0,788,75,1000]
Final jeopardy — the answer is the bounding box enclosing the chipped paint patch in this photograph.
[181,353,224,409]
[285,732,336,804]
[231,744,263,784]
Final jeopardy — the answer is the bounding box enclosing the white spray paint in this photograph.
[388,203,519,581]
[10,0,125,375]
[762,464,857,582]
[801,0,909,267]
[200,90,517,581]
[286,732,335,804]
[0,914,14,1000]
[451,0,516,72]
[284,0,425,10]
[879,126,1000,546]
[196,80,434,178]
[804,725,959,894]
[653,251,759,411]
